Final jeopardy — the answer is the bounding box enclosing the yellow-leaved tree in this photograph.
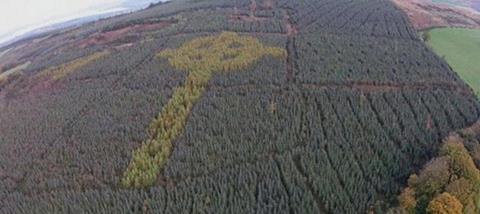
[122,32,286,188]
[391,134,480,213]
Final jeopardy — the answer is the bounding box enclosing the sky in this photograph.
[0,0,162,45]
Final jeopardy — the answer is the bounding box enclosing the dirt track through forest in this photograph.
[284,8,298,82]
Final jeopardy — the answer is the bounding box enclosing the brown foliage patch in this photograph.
[78,21,172,48]
[393,0,480,30]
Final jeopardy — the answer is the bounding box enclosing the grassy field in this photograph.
[427,28,480,95]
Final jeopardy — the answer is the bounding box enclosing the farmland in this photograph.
[393,0,480,30]
[426,28,480,95]
[433,0,480,12]
[0,0,479,213]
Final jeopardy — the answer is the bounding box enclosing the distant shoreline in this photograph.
[0,0,165,48]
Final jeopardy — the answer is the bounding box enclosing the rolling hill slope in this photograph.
[393,0,480,30]
[0,0,479,213]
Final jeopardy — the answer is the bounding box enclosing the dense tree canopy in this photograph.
[0,0,479,213]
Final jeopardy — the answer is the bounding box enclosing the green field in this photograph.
[427,28,480,95]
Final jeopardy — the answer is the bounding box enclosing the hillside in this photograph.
[0,0,479,213]
[393,0,480,30]
[433,0,480,12]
